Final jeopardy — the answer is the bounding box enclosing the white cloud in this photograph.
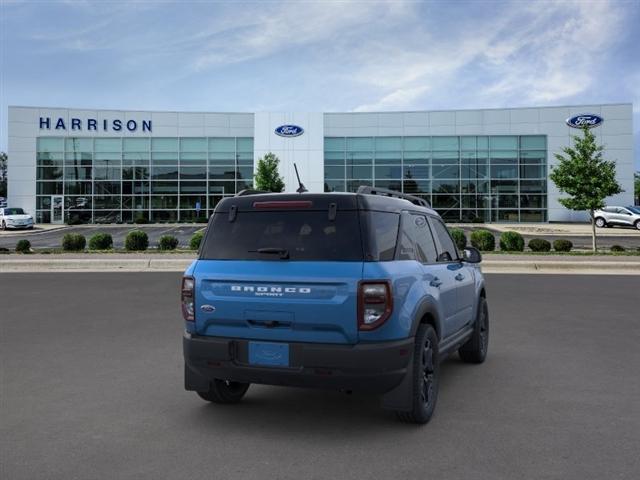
[478,0,625,104]
[351,0,630,111]
[191,0,409,71]
[354,85,429,111]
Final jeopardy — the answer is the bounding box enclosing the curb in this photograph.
[482,260,640,275]
[1,258,639,274]
[0,258,195,272]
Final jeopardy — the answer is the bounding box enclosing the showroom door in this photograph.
[51,195,64,224]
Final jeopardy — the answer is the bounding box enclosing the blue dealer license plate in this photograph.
[248,341,290,367]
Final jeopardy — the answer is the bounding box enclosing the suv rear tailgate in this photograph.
[194,260,363,344]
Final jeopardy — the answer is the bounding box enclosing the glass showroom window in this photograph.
[324,135,547,222]
[36,136,254,224]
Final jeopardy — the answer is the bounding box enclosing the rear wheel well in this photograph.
[420,313,440,340]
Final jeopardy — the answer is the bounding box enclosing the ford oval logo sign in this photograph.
[275,125,304,137]
[566,114,603,129]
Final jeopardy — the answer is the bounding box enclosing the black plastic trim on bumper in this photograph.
[184,334,413,393]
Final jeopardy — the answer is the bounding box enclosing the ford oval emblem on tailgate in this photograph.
[200,304,215,312]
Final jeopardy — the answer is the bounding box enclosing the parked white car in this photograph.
[0,207,35,230]
[594,206,640,230]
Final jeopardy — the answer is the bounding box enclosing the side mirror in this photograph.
[463,247,482,264]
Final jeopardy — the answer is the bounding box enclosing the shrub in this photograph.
[470,229,495,251]
[528,238,551,252]
[134,216,149,224]
[158,235,179,251]
[190,231,204,250]
[0,247,10,254]
[62,233,86,251]
[471,217,485,224]
[125,230,149,251]
[553,239,573,252]
[15,239,31,253]
[499,231,525,252]
[196,216,208,224]
[66,216,83,226]
[610,244,625,252]
[449,228,467,251]
[88,233,113,250]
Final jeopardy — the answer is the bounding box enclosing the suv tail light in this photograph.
[358,281,393,330]
[181,276,195,322]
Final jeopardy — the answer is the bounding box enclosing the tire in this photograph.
[459,297,489,364]
[396,324,439,424]
[635,220,640,231]
[196,379,250,404]
[595,217,606,228]
[1,221,5,231]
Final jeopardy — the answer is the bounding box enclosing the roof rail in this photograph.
[356,185,431,208]
[236,189,269,196]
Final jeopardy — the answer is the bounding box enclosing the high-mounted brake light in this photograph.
[181,276,195,322]
[253,201,313,209]
[358,281,393,331]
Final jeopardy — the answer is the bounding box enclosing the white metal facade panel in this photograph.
[254,112,324,193]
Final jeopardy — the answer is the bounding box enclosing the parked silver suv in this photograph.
[594,206,640,230]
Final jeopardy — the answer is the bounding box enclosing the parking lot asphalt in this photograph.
[1,273,639,480]
[0,225,204,249]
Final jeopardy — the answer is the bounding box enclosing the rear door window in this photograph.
[396,212,438,263]
[410,214,438,263]
[200,210,363,261]
[429,217,459,262]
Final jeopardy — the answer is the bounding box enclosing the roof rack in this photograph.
[236,189,269,196]
[356,186,431,208]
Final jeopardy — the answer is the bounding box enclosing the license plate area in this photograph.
[248,341,290,367]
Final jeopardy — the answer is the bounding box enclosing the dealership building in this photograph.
[6,103,634,224]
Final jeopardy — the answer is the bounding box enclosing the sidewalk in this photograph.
[1,253,639,274]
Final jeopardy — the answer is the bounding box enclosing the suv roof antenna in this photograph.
[293,163,308,193]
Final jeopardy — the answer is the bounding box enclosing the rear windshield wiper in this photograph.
[249,247,290,260]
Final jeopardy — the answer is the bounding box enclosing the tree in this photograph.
[549,127,622,252]
[0,152,7,198]
[254,152,285,192]
[634,171,640,205]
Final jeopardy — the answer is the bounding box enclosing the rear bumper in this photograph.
[184,333,413,393]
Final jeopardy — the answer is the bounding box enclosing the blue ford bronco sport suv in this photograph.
[182,186,488,424]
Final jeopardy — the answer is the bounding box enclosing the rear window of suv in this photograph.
[200,210,364,261]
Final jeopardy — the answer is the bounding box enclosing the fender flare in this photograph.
[409,298,443,340]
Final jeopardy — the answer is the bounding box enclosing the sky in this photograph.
[1,0,639,168]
